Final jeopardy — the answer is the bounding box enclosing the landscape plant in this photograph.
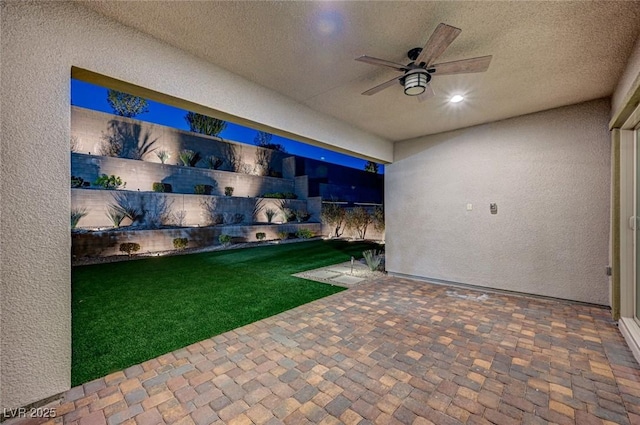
[171,210,187,227]
[111,192,142,224]
[94,174,125,190]
[345,206,372,239]
[256,232,266,241]
[224,186,234,196]
[107,90,149,118]
[105,206,125,228]
[265,208,277,223]
[194,184,213,195]
[218,234,232,245]
[71,176,88,188]
[364,161,379,174]
[152,182,172,193]
[262,192,297,199]
[295,228,314,239]
[363,249,384,271]
[71,208,88,229]
[173,238,188,251]
[119,242,141,257]
[321,202,346,238]
[155,150,170,164]
[277,231,289,240]
[277,199,297,223]
[184,112,227,136]
[206,155,224,170]
[294,209,311,223]
[178,150,201,167]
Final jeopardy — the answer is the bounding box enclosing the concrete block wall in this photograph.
[72,223,322,258]
[71,189,313,229]
[72,153,294,197]
[71,106,289,175]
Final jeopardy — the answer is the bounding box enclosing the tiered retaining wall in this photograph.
[72,153,295,198]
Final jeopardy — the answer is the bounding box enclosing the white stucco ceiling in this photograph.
[80,1,640,142]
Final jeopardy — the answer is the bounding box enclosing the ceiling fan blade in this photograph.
[362,75,403,96]
[415,23,462,67]
[430,55,492,75]
[355,56,409,72]
[417,84,435,102]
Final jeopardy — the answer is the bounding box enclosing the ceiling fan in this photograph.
[356,23,492,102]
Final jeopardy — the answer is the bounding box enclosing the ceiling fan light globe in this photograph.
[404,72,429,96]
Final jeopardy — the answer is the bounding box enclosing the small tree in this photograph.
[346,207,372,239]
[184,112,227,136]
[364,161,379,174]
[106,90,149,118]
[373,205,385,233]
[321,202,346,238]
[254,131,285,152]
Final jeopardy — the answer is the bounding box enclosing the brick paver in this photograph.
[8,277,640,424]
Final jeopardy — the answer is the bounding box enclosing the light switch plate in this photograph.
[466,203,473,211]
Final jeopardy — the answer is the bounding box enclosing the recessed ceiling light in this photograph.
[450,95,464,103]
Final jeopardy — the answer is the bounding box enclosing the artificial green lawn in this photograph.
[72,239,380,385]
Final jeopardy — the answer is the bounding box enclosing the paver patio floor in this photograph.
[17,277,640,425]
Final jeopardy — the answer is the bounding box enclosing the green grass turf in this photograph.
[72,239,380,385]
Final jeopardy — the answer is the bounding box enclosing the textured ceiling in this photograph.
[80,1,640,142]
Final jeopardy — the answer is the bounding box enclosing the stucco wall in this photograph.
[612,32,640,117]
[0,2,391,409]
[387,99,611,305]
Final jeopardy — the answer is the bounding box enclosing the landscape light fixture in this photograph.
[403,70,431,96]
[450,94,465,103]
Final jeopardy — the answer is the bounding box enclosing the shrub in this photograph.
[94,174,125,190]
[206,155,223,170]
[194,184,213,195]
[295,228,314,239]
[106,206,126,228]
[277,199,297,223]
[173,238,188,250]
[107,90,148,118]
[171,210,187,227]
[224,186,234,196]
[373,205,385,233]
[345,207,372,239]
[71,176,89,188]
[265,208,277,223]
[294,210,311,223]
[70,208,88,229]
[277,231,289,240]
[256,232,266,241]
[262,192,297,199]
[363,249,384,271]
[153,182,172,193]
[119,242,141,257]
[321,202,346,238]
[156,150,170,164]
[218,234,232,245]
[185,112,227,136]
[178,150,201,167]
